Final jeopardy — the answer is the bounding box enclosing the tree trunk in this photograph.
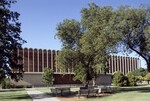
[147,61,150,72]
[92,77,95,86]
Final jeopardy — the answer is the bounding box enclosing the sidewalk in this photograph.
[26,89,60,101]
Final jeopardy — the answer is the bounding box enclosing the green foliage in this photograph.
[0,89,32,101]
[136,76,144,84]
[0,0,26,80]
[1,78,11,89]
[114,5,150,71]
[127,72,137,86]
[56,2,150,84]
[133,68,147,77]
[73,66,86,83]
[56,3,119,84]
[145,72,150,84]
[10,80,32,88]
[112,71,129,86]
[42,68,54,86]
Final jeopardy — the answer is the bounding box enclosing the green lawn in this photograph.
[0,89,32,101]
[35,87,52,95]
[35,85,150,101]
[0,85,149,101]
[74,85,150,101]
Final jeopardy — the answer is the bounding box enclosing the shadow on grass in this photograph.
[27,93,52,99]
[0,89,25,92]
[0,93,31,100]
[112,85,150,94]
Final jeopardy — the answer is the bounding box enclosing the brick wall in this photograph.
[18,48,140,86]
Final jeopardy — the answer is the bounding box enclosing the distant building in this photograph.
[16,48,140,86]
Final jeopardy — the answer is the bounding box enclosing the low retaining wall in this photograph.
[23,73,112,87]
[23,73,81,86]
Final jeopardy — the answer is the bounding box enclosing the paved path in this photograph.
[26,89,60,101]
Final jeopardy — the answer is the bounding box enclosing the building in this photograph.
[16,48,140,86]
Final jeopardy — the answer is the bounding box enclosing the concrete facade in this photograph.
[16,48,140,86]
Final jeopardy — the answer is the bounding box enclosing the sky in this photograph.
[11,0,150,68]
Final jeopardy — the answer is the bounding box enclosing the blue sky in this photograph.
[11,0,150,67]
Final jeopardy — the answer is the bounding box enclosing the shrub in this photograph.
[133,68,147,77]
[42,68,54,86]
[127,72,137,86]
[9,79,32,88]
[145,72,150,84]
[112,71,129,86]
[1,78,32,89]
[136,76,144,84]
[1,78,11,89]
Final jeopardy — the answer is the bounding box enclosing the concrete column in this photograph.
[51,50,53,70]
[33,49,38,72]
[47,50,48,68]
[22,48,24,70]
[122,56,125,75]
[114,56,117,72]
[117,56,119,72]
[32,49,35,72]
[131,57,134,71]
[37,49,39,72]
[129,57,131,73]
[110,56,114,73]
[108,57,111,73]
[124,57,127,74]
[119,56,121,72]
[120,56,124,74]
[134,58,136,70]
[28,48,29,72]
[138,58,141,69]
[129,57,132,72]
[135,58,137,69]
[42,49,44,72]
[110,56,112,73]
[22,48,24,71]
[111,56,114,73]
[127,57,130,73]
[28,48,33,72]
[48,50,51,69]
[55,50,58,73]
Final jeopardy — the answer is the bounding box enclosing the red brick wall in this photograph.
[53,74,81,84]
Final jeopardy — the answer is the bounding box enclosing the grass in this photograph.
[35,86,80,92]
[35,87,52,95]
[1,85,147,101]
[74,85,150,101]
[0,89,32,101]
[35,85,150,101]
[75,91,150,101]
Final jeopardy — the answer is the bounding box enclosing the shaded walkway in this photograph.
[26,88,60,101]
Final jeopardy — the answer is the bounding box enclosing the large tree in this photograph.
[114,5,150,72]
[0,0,26,81]
[56,3,119,85]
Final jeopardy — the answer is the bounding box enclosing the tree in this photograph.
[112,71,128,86]
[56,3,119,85]
[127,72,137,86]
[113,5,150,72]
[42,68,54,86]
[0,0,26,81]
[145,72,150,84]
[133,68,147,77]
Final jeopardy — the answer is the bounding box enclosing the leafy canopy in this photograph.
[114,5,150,71]
[56,3,150,84]
[0,0,26,81]
[42,68,54,86]
[56,3,119,83]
